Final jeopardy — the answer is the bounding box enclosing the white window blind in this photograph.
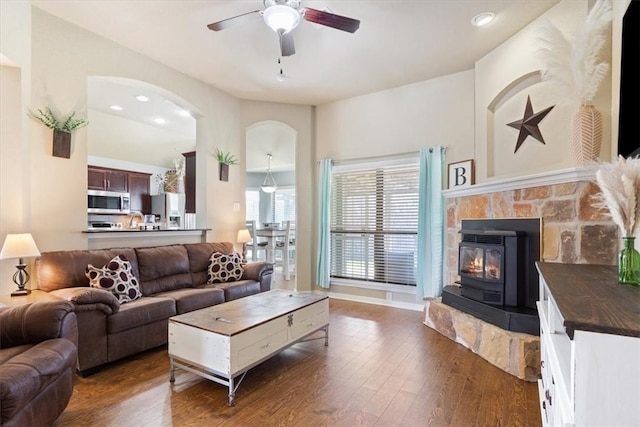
[274,187,296,224]
[330,162,418,286]
[245,189,260,223]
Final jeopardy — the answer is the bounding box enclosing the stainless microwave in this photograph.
[88,190,130,214]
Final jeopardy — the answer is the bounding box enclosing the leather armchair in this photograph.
[0,301,78,427]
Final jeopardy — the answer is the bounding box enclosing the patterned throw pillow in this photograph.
[207,252,244,283]
[86,254,142,303]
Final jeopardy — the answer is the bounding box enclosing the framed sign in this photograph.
[448,159,475,189]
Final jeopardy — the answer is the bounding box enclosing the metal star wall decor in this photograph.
[506,95,555,153]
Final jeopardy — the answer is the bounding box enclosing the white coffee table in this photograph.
[168,290,329,405]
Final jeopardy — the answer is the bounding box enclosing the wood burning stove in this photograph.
[458,229,527,307]
[442,218,541,335]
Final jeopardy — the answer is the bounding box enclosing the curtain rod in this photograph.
[317,147,446,165]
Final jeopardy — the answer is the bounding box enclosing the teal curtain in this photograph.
[416,146,445,300]
[316,159,333,288]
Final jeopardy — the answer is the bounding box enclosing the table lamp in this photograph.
[237,229,251,262]
[0,233,41,296]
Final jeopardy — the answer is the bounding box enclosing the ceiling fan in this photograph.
[207,0,360,57]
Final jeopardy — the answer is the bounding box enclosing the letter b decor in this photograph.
[448,159,475,189]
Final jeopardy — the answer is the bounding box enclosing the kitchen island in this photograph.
[84,228,211,249]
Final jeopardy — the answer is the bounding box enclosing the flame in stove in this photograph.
[462,256,483,275]
[485,264,499,280]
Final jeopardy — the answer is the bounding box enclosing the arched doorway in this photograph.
[245,120,297,285]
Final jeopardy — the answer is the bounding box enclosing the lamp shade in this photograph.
[0,233,41,260]
[237,229,251,243]
[263,5,301,33]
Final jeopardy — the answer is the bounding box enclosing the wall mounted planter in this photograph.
[52,129,72,158]
[219,163,229,181]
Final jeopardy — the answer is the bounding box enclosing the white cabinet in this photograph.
[536,263,640,427]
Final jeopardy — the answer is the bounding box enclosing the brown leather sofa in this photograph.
[0,300,78,427]
[34,241,273,375]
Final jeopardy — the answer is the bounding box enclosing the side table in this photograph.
[0,290,61,307]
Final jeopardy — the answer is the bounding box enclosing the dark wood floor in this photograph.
[54,299,541,426]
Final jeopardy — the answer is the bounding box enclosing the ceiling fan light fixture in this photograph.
[263,5,300,33]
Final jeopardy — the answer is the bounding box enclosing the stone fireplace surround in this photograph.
[424,166,618,381]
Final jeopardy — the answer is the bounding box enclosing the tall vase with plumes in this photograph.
[571,104,602,166]
[537,0,612,165]
[619,237,640,285]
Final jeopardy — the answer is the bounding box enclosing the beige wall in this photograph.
[0,1,628,297]
[316,69,475,164]
[240,101,314,291]
[0,0,32,295]
[314,70,475,302]
[25,8,249,254]
[475,0,612,183]
[312,0,626,305]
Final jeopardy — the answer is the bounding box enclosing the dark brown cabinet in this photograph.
[183,151,196,214]
[128,172,151,214]
[88,166,151,213]
[88,167,128,192]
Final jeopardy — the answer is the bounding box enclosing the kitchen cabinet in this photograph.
[536,262,640,427]
[128,172,151,213]
[183,151,196,214]
[88,167,128,192]
[88,166,151,213]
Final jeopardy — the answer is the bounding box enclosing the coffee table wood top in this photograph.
[169,290,327,336]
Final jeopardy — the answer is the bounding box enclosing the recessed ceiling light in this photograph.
[109,105,123,111]
[153,117,166,125]
[471,12,495,27]
[136,95,149,102]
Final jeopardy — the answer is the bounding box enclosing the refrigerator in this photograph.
[151,193,185,229]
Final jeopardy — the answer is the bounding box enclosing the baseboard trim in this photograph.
[314,290,424,312]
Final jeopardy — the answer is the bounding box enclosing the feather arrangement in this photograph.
[593,156,640,237]
[537,0,612,109]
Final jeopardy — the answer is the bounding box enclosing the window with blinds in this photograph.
[274,187,296,224]
[245,189,260,223]
[330,161,418,286]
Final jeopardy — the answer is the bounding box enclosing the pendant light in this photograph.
[261,154,277,193]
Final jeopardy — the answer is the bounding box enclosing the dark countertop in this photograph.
[536,262,640,339]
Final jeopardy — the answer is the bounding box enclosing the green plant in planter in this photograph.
[215,148,238,182]
[30,107,89,158]
[215,148,239,165]
[31,107,89,132]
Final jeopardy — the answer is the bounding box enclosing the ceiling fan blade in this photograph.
[302,8,360,33]
[207,10,261,31]
[278,29,296,57]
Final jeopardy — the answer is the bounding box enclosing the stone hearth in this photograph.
[427,166,616,383]
[424,298,540,382]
